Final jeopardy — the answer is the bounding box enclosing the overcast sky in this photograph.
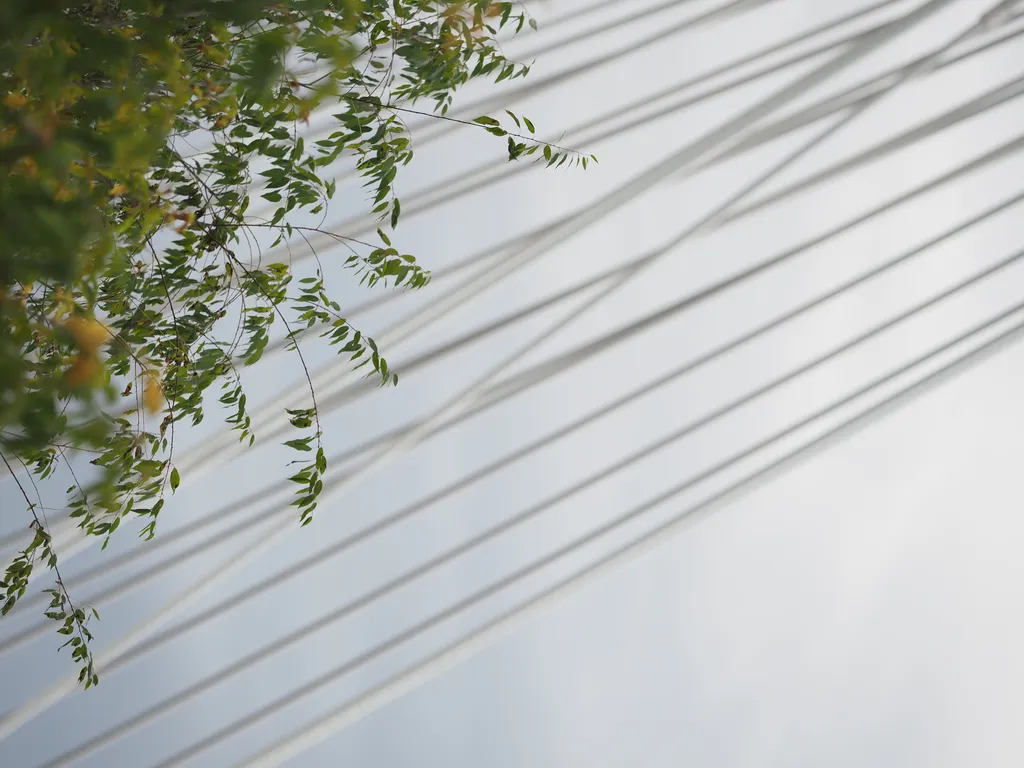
[4,0,1024,765]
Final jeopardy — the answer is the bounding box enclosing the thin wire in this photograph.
[0,9,931,736]
[43,236,1024,768]
[10,130,1020,643]
[166,288,1024,768]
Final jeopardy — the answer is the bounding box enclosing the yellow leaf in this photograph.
[64,354,103,389]
[65,316,111,352]
[12,156,37,177]
[3,92,27,110]
[144,374,165,414]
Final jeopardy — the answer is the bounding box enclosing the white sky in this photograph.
[4,0,1024,765]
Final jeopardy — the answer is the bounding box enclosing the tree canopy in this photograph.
[0,0,591,689]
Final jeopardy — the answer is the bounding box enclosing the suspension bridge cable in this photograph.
[260,2,955,438]
[126,89,1024,596]
[163,283,1024,768]
[237,0,912,374]
[304,48,1009,463]
[232,10,1023,387]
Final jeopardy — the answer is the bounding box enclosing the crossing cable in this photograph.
[287,26,1014,467]
[313,74,1024,416]
[9,23,971,504]
[132,3,779,372]
[244,8,1024,424]
[228,10,1024,384]
[239,0,918,368]
[694,71,1024,195]
[6,162,1007,651]
[241,1,1017,443]
[6,131,1021,641]
[271,1,969,436]
[162,283,1024,768]
[20,47,1021,607]
[5,69,872,694]
[0,4,946,737]
[39,236,1024,768]
[152,1,925,513]
[17,146,1019,630]
[239,4,1024,375]
[288,130,1024,460]
[253,0,909,211]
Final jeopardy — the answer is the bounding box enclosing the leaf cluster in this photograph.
[0,0,592,687]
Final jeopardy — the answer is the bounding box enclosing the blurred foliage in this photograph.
[0,0,592,688]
